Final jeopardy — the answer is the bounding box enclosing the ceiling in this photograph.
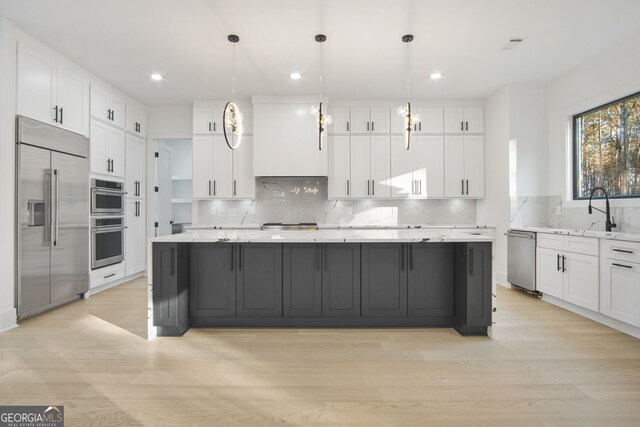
[2,0,640,106]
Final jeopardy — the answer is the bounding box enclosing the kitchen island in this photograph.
[149,228,493,337]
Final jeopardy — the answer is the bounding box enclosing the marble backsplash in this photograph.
[195,177,478,226]
[511,195,640,234]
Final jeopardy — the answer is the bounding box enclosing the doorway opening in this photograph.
[153,139,192,237]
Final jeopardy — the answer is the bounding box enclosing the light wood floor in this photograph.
[1,278,639,426]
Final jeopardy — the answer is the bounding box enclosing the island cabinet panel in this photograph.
[408,243,454,317]
[322,244,361,317]
[152,242,190,336]
[361,244,408,317]
[190,243,236,317]
[237,243,283,317]
[283,244,322,317]
[453,242,492,335]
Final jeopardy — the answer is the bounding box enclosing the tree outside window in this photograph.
[574,91,640,199]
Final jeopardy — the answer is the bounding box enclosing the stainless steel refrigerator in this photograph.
[16,116,90,319]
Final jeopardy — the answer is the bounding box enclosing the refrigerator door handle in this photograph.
[44,169,53,247]
[53,169,59,247]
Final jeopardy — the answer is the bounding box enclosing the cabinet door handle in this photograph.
[411,180,414,196]
[562,255,566,272]
[213,180,216,196]
[208,122,212,132]
[466,179,469,195]
[208,180,212,196]
[409,244,413,271]
[612,248,634,254]
[346,179,350,196]
[419,122,422,131]
[323,245,328,272]
[230,244,234,270]
[107,109,112,121]
[346,121,349,132]
[107,158,111,173]
[461,179,464,195]
[233,180,237,196]
[367,180,370,196]
[461,121,464,131]
[468,247,474,275]
[372,121,375,132]
[557,254,561,271]
[419,180,422,195]
[367,121,370,132]
[372,180,375,196]
[465,121,468,131]
[612,262,632,269]
[59,107,63,125]
[170,247,175,276]
[54,106,59,123]
[213,122,216,132]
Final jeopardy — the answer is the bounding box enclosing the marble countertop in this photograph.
[152,228,494,243]
[185,224,496,230]
[512,226,640,243]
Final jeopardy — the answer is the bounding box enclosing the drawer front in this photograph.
[537,233,564,251]
[564,236,599,256]
[601,239,640,263]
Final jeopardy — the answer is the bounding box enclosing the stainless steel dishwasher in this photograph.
[506,230,537,292]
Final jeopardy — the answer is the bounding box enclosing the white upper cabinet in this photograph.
[17,43,89,136]
[444,135,484,198]
[125,133,146,199]
[328,107,350,134]
[391,107,444,134]
[90,119,125,178]
[369,135,391,197]
[328,135,351,198]
[349,107,390,134]
[390,135,444,198]
[193,105,225,134]
[192,135,214,198]
[444,107,484,134]
[349,135,371,197]
[232,136,255,198]
[192,134,254,199]
[126,103,147,137]
[90,84,125,129]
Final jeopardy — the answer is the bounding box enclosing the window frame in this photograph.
[572,89,640,201]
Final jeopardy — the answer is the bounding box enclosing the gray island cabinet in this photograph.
[152,236,492,336]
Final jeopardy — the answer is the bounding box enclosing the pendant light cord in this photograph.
[406,41,410,101]
[319,41,323,103]
[232,42,236,101]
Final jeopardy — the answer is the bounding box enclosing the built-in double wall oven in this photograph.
[91,179,126,270]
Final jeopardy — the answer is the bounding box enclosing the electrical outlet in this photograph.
[449,206,456,214]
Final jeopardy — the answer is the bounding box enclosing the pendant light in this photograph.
[223,34,243,150]
[310,34,332,151]
[397,34,420,150]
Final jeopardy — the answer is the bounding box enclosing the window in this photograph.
[573,91,640,199]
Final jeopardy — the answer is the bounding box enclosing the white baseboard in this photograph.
[542,294,640,339]
[496,270,508,287]
[0,307,18,333]
[85,271,145,298]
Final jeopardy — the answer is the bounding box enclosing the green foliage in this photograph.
[576,94,640,198]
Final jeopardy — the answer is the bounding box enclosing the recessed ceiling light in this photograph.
[290,72,302,80]
[150,73,164,81]
[430,72,443,80]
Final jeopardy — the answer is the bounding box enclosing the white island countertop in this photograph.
[151,228,494,243]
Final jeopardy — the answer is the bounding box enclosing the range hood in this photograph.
[252,96,328,177]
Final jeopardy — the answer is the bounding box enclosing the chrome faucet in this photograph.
[588,186,616,232]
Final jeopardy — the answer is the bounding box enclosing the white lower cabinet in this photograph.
[600,240,640,328]
[125,199,146,276]
[536,235,599,311]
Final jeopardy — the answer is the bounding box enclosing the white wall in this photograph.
[547,33,640,200]
[0,18,18,331]
[478,87,510,286]
[509,84,548,197]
